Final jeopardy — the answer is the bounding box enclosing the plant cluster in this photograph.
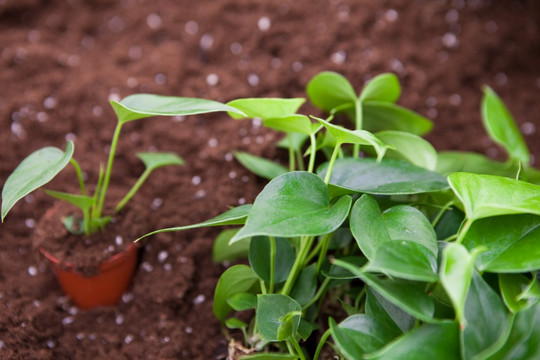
[142,71,540,359]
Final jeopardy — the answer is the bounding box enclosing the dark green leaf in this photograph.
[366,288,412,333]
[234,152,288,180]
[256,294,301,341]
[249,237,295,284]
[213,265,259,321]
[290,264,317,306]
[435,208,465,240]
[323,256,367,280]
[298,319,318,340]
[499,274,540,313]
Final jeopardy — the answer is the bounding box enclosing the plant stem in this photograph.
[431,200,454,228]
[70,158,86,196]
[307,133,317,173]
[456,218,473,244]
[289,337,306,360]
[269,236,276,294]
[324,143,342,185]
[316,233,331,275]
[313,329,331,360]
[82,208,91,236]
[303,277,330,311]
[288,134,296,172]
[115,168,151,213]
[353,99,362,158]
[281,236,314,296]
[96,121,123,218]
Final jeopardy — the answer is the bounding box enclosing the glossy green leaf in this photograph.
[499,274,540,313]
[43,190,94,211]
[363,101,433,136]
[366,288,412,333]
[212,229,250,263]
[463,214,540,272]
[225,317,247,330]
[306,71,357,112]
[323,256,367,280]
[290,264,317,306]
[435,208,465,240]
[461,272,510,360]
[375,130,437,170]
[359,73,401,103]
[213,265,259,321]
[365,321,460,360]
[277,310,302,341]
[226,98,305,120]
[2,141,74,221]
[440,243,477,326]
[482,86,529,164]
[230,172,352,243]
[234,152,288,180]
[138,204,251,241]
[137,152,184,170]
[240,354,299,360]
[263,115,314,135]
[436,151,520,178]
[256,294,301,341]
[249,237,295,284]
[298,319,318,340]
[111,94,245,124]
[319,158,449,195]
[226,292,257,311]
[314,117,389,161]
[448,172,540,221]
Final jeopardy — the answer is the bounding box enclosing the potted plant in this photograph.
[140,71,540,359]
[1,94,244,309]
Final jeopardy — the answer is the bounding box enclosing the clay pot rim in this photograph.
[39,243,139,273]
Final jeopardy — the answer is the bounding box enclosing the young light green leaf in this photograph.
[364,321,460,360]
[363,101,433,136]
[499,274,540,313]
[230,172,352,243]
[263,114,313,135]
[138,204,251,241]
[43,190,94,212]
[314,116,389,161]
[234,152,288,180]
[111,94,245,124]
[359,73,401,103]
[461,272,510,360]
[375,130,437,170]
[306,71,357,113]
[213,265,259,321]
[226,292,257,311]
[212,229,250,263]
[226,98,305,120]
[225,318,248,330]
[137,152,184,170]
[277,310,302,341]
[249,237,295,284]
[2,141,74,221]
[319,158,449,195]
[463,214,540,272]
[256,294,302,342]
[482,86,530,164]
[448,172,540,221]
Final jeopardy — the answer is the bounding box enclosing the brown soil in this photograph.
[1,0,539,359]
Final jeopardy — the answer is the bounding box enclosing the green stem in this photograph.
[456,218,473,244]
[303,277,330,311]
[269,236,276,294]
[281,236,314,296]
[353,99,363,157]
[304,240,324,265]
[431,200,454,228]
[288,134,296,172]
[316,234,332,275]
[70,158,86,196]
[307,133,317,173]
[96,121,123,218]
[324,143,342,185]
[289,337,306,360]
[91,164,105,220]
[295,150,305,171]
[82,208,91,236]
[115,168,151,213]
[313,329,331,360]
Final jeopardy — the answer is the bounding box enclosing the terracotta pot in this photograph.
[40,244,139,309]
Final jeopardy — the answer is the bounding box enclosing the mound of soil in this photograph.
[1,0,539,358]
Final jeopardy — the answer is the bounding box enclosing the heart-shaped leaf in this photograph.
[366,288,412,333]
[212,229,250,263]
[226,98,305,120]
[499,274,540,313]
[234,152,288,180]
[256,294,301,341]
[319,158,448,195]
[230,172,352,243]
[249,237,295,284]
[307,71,357,112]
[213,265,259,321]
[375,130,437,170]
[111,94,245,124]
[448,172,540,221]
[482,86,529,164]
[363,101,433,136]
[290,264,317,306]
[2,141,74,221]
[137,152,184,170]
[263,114,314,135]
[359,73,401,103]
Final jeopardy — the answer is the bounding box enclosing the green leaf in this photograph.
[137,152,184,170]
[448,172,540,221]
[482,86,529,164]
[277,132,309,153]
[461,272,510,360]
[240,354,299,360]
[319,158,449,195]
[306,71,357,112]
[314,117,389,161]
[43,190,94,212]
[499,274,540,313]
[366,288,412,333]
[463,214,540,272]
[138,204,251,241]
[363,101,433,136]
[298,319,318,340]
[439,243,477,326]
[213,265,259,321]
[359,73,401,103]
[226,292,258,311]
[322,256,367,280]
[2,141,74,221]
[111,94,245,124]
[436,151,519,178]
[263,114,314,135]
[375,130,437,170]
[225,317,247,330]
[365,321,460,360]
[230,172,352,243]
[290,264,317,306]
[212,229,250,263]
[249,237,295,284]
[435,208,465,240]
[234,152,288,180]
[256,294,301,341]
[226,98,305,120]
[277,310,302,341]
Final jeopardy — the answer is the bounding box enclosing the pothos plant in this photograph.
[140,72,540,360]
[1,95,244,237]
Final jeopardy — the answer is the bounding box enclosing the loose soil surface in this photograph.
[1,0,539,359]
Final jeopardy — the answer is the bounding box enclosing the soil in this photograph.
[1,0,539,359]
